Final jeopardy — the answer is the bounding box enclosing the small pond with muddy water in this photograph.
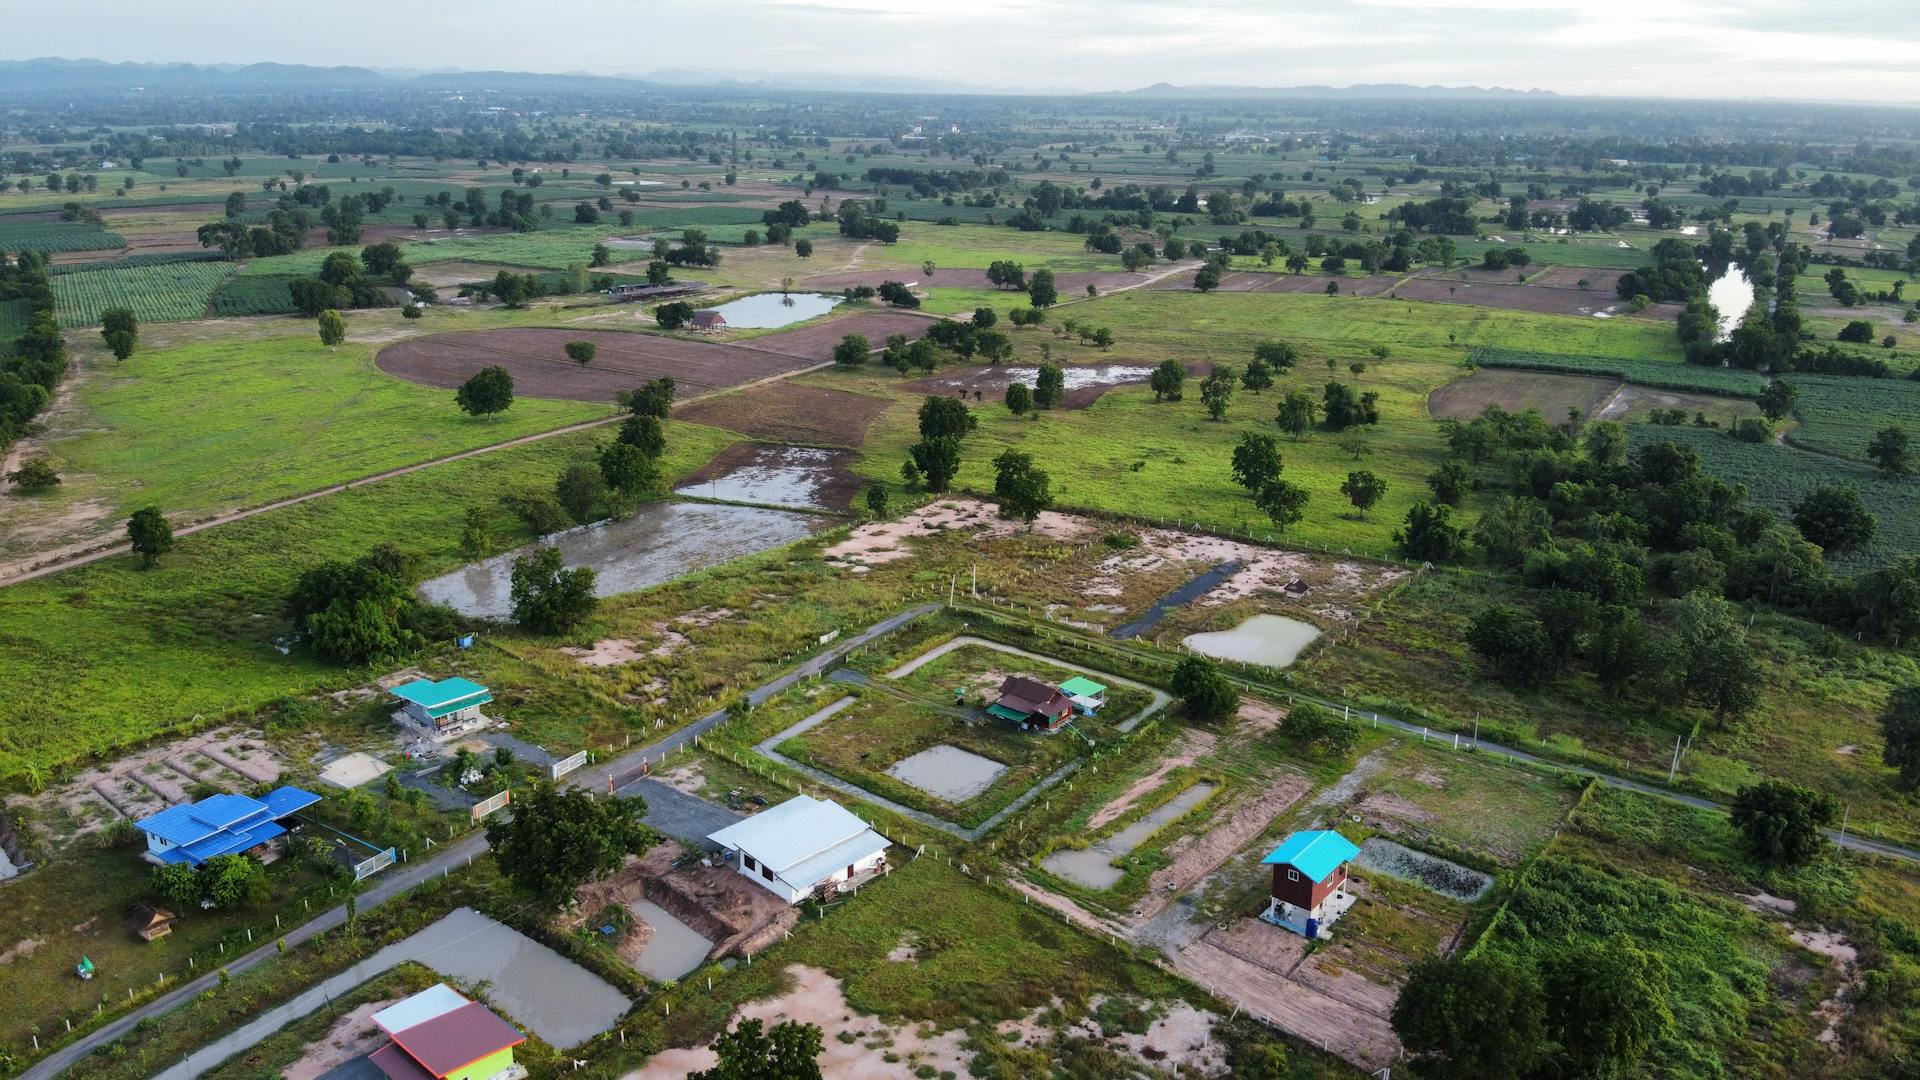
[418,501,826,619]
[1181,614,1322,668]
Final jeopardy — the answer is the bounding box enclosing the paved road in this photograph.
[25,602,939,1079]
[627,778,741,848]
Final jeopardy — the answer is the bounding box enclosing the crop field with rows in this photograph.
[51,261,235,328]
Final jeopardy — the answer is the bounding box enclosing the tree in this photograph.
[200,853,269,910]
[1240,357,1274,394]
[908,437,963,493]
[100,307,137,360]
[1467,604,1554,687]
[917,395,976,440]
[287,546,419,664]
[1027,268,1058,308]
[876,281,919,308]
[971,306,998,329]
[460,506,489,559]
[618,414,667,458]
[1171,655,1239,721]
[1200,365,1236,420]
[1321,382,1379,430]
[151,862,202,910]
[509,546,598,634]
[599,442,661,498]
[316,309,347,348]
[1340,471,1387,517]
[127,507,173,569]
[1275,390,1317,439]
[1230,433,1282,493]
[1731,780,1836,867]
[555,464,609,524]
[565,340,597,364]
[832,334,871,366]
[1394,501,1465,561]
[794,238,813,258]
[1033,363,1065,410]
[1392,953,1544,1080]
[1428,460,1470,506]
[1004,381,1032,416]
[1285,702,1359,756]
[1253,340,1299,372]
[1756,380,1798,421]
[1149,360,1186,402]
[1254,479,1309,532]
[1541,936,1674,1080]
[1839,319,1875,343]
[655,301,696,330]
[986,260,1027,290]
[319,252,362,289]
[6,456,59,493]
[1792,485,1876,553]
[487,780,654,910]
[993,449,1053,525]
[1193,265,1221,292]
[1671,591,1763,720]
[690,1018,824,1080]
[1867,425,1912,475]
[1879,686,1920,790]
[289,277,346,317]
[456,365,515,419]
[864,485,889,519]
[631,376,676,420]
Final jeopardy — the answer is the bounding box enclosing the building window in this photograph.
[761,865,773,881]
[742,854,756,871]
[1286,868,1299,882]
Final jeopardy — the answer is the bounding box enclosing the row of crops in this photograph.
[1470,347,1767,395]
[1790,373,1920,462]
[0,219,126,253]
[1626,424,1918,572]
[206,274,299,317]
[51,261,235,328]
[0,297,31,340]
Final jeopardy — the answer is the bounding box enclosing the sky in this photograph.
[9,0,1920,104]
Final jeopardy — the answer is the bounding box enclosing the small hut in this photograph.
[130,903,177,942]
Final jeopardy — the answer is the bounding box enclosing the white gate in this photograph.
[551,750,588,781]
[353,847,397,881]
[471,789,511,821]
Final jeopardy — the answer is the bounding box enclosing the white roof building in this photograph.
[707,795,890,904]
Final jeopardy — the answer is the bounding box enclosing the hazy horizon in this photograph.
[7,0,1917,104]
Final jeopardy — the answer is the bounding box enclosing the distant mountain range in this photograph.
[0,57,1562,100]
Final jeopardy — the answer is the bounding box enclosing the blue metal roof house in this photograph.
[1261,829,1361,938]
[390,677,493,737]
[134,786,321,867]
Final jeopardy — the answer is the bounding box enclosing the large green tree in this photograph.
[1881,686,1920,791]
[487,781,655,910]
[1792,485,1876,553]
[1392,952,1544,1080]
[992,448,1053,525]
[1171,655,1239,720]
[1230,433,1282,493]
[1730,779,1836,866]
[510,546,598,634]
[127,506,173,569]
[690,1018,824,1080]
[1199,365,1237,420]
[1540,936,1674,1080]
[456,366,515,419]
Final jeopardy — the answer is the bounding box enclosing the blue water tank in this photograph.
[1305,917,1320,940]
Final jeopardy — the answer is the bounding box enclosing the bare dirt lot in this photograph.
[674,382,894,446]
[375,328,817,403]
[1146,271,1399,296]
[1428,368,1623,421]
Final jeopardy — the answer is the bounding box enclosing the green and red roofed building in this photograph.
[368,983,525,1080]
[987,676,1074,732]
[1260,829,1360,939]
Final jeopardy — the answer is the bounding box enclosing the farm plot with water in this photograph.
[1041,781,1219,891]
[417,501,826,619]
[699,291,840,328]
[1182,614,1322,668]
[674,443,861,510]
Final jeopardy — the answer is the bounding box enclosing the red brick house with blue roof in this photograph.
[1261,829,1360,938]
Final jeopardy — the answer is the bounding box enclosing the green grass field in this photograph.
[1472,347,1767,395]
[15,318,605,541]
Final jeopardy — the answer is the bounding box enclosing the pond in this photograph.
[1706,266,1756,343]
[1040,781,1218,890]
[886,744,1007,803]
[417,501,825,619]
[701,291,841,329]
[1181,614,1323,668]
[675,445,852,510]
[1353,837,1493,902]
[628,898,714,981]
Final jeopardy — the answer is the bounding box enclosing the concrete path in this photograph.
[25,603,939,1080]
[152,907,628,1079]
[627,777,742,848]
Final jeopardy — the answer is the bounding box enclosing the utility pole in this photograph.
[1839,803,1850,843]
[1667,734,1683,783]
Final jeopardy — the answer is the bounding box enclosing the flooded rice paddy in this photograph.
[885,745,1008,803]
[418,501,824,619]
[1040,781,1218,890]
[628,898,714,981]
[1181,614,1323,668]
[675,445,852,510]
